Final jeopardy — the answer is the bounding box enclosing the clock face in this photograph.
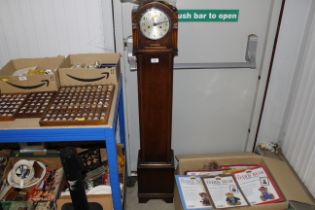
[139,8,170,40]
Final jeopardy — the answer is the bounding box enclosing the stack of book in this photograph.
[175,164,284,209]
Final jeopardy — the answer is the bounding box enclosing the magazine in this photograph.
[220,164,258,171]
[185,165,258,177]
[186,170,224,177]
[233,166,284,205]
[175,176,212,210]
[202,175,249,209]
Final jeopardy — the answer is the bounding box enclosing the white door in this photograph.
[113,0,283,173]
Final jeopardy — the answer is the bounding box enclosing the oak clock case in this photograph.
[132,1,178,203]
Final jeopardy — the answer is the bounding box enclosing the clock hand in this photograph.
[153,20,168,26]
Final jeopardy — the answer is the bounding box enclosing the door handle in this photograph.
[176,34,258,70]
[126,34,258,71]
[124,35,137,70]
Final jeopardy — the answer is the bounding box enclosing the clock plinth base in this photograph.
[137,151,175,203]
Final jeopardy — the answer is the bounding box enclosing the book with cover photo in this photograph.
[233,166,284,205]
[175,176,212,210]
[202,175,249,209]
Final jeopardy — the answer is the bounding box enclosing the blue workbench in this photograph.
[0,83,126,210]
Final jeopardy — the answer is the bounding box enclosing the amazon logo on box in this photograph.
[58,53,120,86]
[0,56,64,94]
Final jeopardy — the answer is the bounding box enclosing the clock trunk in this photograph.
[137,52,173,162]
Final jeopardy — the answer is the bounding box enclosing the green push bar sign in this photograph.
[178,9,239,22]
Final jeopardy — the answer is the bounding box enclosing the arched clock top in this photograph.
[132,1,178,54]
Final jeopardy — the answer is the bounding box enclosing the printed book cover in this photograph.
[175,175,212,210]
[233,166,284,205]
[202,175,249,209]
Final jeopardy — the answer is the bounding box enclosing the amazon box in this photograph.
[58,53,120,86]
[0,56,64,94]
[174,153,315,210]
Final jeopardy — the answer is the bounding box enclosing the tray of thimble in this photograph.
[0,93,28,121]
[39,84,115,126]
[15,92,56,118]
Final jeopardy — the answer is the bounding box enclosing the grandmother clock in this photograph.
[132,0,178,202]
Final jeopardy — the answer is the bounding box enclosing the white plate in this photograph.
[7,159,46,189]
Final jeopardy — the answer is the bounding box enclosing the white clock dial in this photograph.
[139,8,170,40]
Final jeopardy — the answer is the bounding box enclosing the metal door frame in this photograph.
[112,0,286,174]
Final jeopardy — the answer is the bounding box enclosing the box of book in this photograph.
[174,153,315,210]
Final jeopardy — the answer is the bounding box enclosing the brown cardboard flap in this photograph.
[263,156,315,205]
[1,61,15,75]
[1,56,65,75]
[61,53,120,67]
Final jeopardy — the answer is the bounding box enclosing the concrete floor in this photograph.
[124,181,175,210]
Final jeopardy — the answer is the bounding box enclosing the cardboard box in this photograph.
[0,56,64,93]
[57,194,113,210]
[56,145,125,210]
[174,153,315,210]
[58,53,120,86]
[2,154,63,204]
